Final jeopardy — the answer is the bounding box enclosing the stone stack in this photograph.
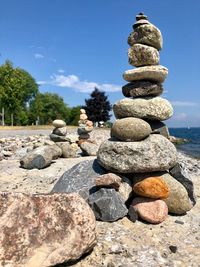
[78,109,93,141]
[97,13,194,223]
[50,119,79,158]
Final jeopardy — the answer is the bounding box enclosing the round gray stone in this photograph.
[97,134,177,173]
[52,126,67,136]
[113,97,173,121]
[123,65,168,83]
[128,44,159,67]
[52,119,66,128]
[122,81,163,97]
[111,118,151,141]
[161,173,193,215]
[128,23,163,50]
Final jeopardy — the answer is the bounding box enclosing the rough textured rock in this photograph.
[147,120,170,138]
[80,142,99,156]
[128,23,163,50]
[123,65,168,83]
[56,142,78,158]
[122,80,163,97]
[133,177,169,199]
[52,119,66,128]
[0,192,96,267]
[50,133,69,142]
[88,188,128,222]
[170,162,196,205]
[95,173,122,190]
[118,176,133,202]
[20,145,62,169]
[161,173,193,214]
[97,135,177,173]
[78,126,93,135]
[52,126,67,136]
[128,43,159,67]
[113,97,173,121]
[111,117,151,141]
[51,159,106,200]
[131,197,168,224]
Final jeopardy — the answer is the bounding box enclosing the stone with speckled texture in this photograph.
[113,97,173,121]
[0,192,96,267]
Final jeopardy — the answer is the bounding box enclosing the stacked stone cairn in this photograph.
[96,13,195,224]
[50,119,79,158]
[77,109,93,141]
[78,109,100,156]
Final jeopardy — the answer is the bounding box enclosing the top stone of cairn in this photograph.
[128,12,163,50]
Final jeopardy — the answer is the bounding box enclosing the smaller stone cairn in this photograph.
[77,109,93,141]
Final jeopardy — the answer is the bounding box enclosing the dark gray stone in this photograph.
[128,205,138,222]
[146,120,170,139]
[122,81,163,98]
[51,160,106,200]
[170,162,196,205]
[88,188,128,222]
[50,133,69,142]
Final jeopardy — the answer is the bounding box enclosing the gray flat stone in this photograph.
[113,97,173,121]
[122,81,163,98]
[123,65,168,83]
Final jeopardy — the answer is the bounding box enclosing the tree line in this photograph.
[0,61,112,126]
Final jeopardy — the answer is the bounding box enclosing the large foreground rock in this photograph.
[0,192,96,267]
[97,135,177,173]
[88,188,128,222]
[51,159,106,200]
[113,97,173,121]
[128,43,159,67]
[123,66,168,83]
[20,145,62,169]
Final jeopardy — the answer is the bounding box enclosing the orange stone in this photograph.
[133,176,169,199]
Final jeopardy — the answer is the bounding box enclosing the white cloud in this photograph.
[171,101,198,107]
[57,69,65,73]
[38,74,121,93]
[34,53,44,59]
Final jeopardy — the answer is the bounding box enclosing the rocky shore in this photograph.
[0,128,199,266]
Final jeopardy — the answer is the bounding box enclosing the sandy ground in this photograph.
[0,128,200,267]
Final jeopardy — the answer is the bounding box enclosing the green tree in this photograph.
[0,60,38,125]
[68,106,80,125]
[28,92,70,125]
[83,87,112,124]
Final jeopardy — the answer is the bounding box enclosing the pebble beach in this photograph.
[0,128,200,267]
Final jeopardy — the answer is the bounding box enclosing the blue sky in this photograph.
[0,0,200,127]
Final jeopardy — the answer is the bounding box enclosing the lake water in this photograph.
[169,127,200,159]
